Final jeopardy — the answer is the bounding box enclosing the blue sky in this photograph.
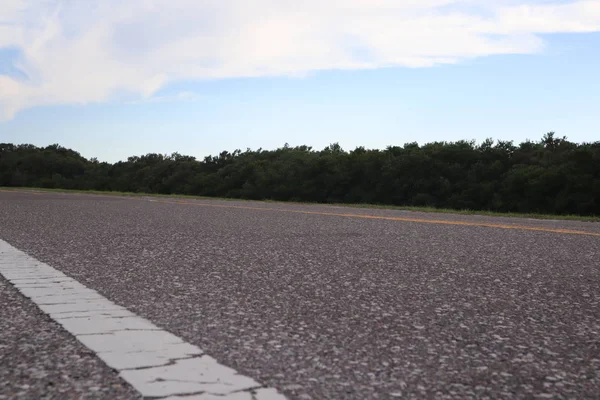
[1,1,599,162]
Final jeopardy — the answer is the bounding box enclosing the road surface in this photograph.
[1,190,599,399]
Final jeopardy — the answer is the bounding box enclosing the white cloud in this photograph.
[126,91,202,105]
[0,0,599,120]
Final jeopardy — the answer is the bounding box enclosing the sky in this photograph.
[0,0,599,162]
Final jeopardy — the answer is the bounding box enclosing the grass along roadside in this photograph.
[1,186,599,223]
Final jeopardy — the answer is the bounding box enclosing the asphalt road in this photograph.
[0,264,140,399]
[1,190,599,399]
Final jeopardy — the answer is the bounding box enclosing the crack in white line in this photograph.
[121,355,204,371]
[150,390,208,400]
[52,314,134,320]
[48,308,125,314]
[76,328,163,336]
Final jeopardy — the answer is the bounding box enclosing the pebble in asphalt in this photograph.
[0,191,599,399]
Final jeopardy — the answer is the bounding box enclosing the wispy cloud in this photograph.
[1,0,599,120]
[126,91,203,105]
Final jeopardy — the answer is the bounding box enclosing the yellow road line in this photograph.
[148,199,600,238]
[2,189,598,237]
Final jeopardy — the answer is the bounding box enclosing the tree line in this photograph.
[1,133,599,215]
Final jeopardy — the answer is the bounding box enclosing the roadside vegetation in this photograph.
[1,132,599,217]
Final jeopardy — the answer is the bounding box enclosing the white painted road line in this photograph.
[0,239,287,400]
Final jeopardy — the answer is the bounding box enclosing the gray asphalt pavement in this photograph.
[1,190,599,399]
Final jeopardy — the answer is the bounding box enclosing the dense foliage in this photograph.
[1,133,599,215]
